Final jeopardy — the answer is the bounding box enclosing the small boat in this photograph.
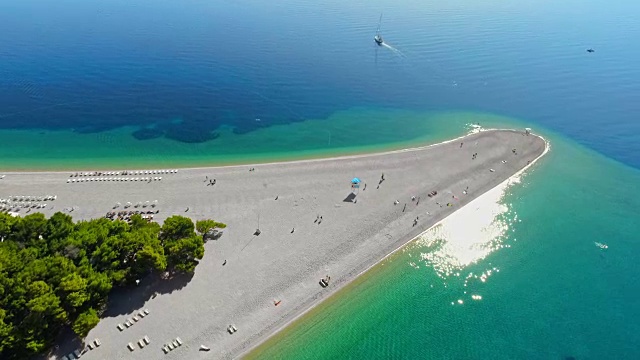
[374,14,384,46]
[587,48,595,53]
[200,345,210,351]
[594,242,608,249]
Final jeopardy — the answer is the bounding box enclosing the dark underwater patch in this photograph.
[163,123,219,143]
[132,127,164,140]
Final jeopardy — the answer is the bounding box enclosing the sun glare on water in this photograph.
[409,161,526,302]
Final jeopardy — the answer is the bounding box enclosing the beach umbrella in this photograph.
[351,177,361,192]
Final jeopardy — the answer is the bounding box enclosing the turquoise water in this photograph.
[250,126,640,360]
[1,0,640,359]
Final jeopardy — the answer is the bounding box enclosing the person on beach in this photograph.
[402,204,406,212]
[222,260,227,266]
[291,228,295,233]
[460,142,464,148]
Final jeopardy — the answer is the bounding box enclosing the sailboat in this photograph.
[374,14,384,46]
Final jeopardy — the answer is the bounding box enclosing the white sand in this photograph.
[1,130,546,360]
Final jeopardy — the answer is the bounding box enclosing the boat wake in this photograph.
[381,42,406,58]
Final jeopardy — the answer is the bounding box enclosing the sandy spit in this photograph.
[0,129,546,360]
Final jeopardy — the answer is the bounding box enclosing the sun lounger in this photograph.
[94,338,101,347]
[125,321,132,327]
[168,343,175,350]
[127,342,135,351]
[138,310,145,317]
[172,340,179,347]
[117,324,124,331]
[175,337,183,346]
[73,349,81,358]
[143,336,150,345]
[138,340,145,348]
[162,345,169,353]
[87,343,94,350]
[144,309,150,315]
[133,316,139,321]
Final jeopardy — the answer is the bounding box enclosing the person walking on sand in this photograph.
[291,228,295,233]
[222,260,227,266]
[403,203,406,212]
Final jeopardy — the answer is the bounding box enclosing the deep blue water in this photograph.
[1,0,639,166]
[3,1,640,359]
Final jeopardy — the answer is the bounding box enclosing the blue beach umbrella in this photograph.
[351,177,361,191]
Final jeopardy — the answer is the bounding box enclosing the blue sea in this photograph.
[2,0,640,359]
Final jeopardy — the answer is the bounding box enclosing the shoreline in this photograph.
[6,129,546,360]
[240,133,550,359]
[2,126,485,175]
[0,123,483,174]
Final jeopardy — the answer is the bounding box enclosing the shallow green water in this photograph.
[248,123,640,359]
[0,109,521,171]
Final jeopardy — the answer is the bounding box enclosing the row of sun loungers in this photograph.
[128,335,151,351]
[70,169,178,177]
[60,338,99,360]
[117,309,150,331]
[1,195,56,202]
[86,338,101,350]
[114,200,158,209]
[0,203,47,209]
[60,349,81,360]
[162,337,183,354]
[106,210,158,217]
[67,177,163,183]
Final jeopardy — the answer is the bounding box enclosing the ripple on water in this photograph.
[411,158,526,288]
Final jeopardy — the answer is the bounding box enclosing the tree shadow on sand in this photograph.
[101,271,194,318]
[41,272,194,360]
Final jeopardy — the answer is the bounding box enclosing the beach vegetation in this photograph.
[0,212,225,359]
[195,219,227,235]
[162,216,205,273]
